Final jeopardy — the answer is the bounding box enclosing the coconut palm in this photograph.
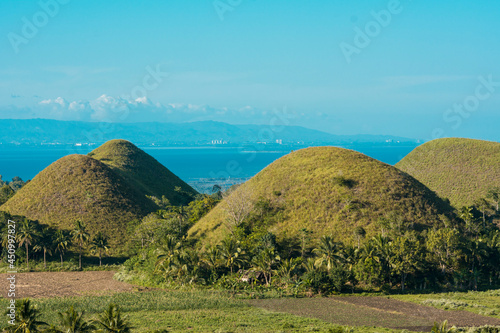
[201,246,221,281]
[93,303,132,333]
[276,257,301,284]
[17,218,39,270]
[171,205,188,235]
[54,230,70,268]
[57,306,95,333]
[155,235,182,269]
[34,227,55,269]
[252,247,280,285]
[4,298,47,333]
[71,220,90,269]
[89,231,110,267]
[313,235,343,271]
[218,238,246,274]
[487,187,500,212]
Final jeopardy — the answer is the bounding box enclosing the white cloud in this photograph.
[0,95,287,124]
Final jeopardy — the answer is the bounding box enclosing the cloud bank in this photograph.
[0,95,281,124]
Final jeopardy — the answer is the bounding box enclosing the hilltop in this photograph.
[188,147,455,245]
[0,154,156,246]
[396,138,500,208]
[89,139,197,205]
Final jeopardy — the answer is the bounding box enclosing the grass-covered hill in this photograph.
[396,138,500,208]
[188,147,455,245]
[0,154,157,246]
[89,139,197,205]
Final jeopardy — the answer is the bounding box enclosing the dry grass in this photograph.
[189,146,455,246]
[90,139,197,205]
[396,138,500,208]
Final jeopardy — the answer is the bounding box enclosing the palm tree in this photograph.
[71,220,90,270]
[218,238,246,274]
[252,247,280,285]
[487,187,500,212]
[90,231,110,267]
[474,198,493,228]
[6,298,48,333]
[34,227,55,269]
[171,206,188,235]
[54,230,70,268]
[156,235,182,270]
[17,218,39,270]
[276,257,301,284]
[57,306,95,333]
[201,246,221,279]
[93,303,132,333]
[313,235,343,271]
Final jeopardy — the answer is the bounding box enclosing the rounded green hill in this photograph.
[396,138,500,208]
[189,146,455,245]
[89,139,197,206]
[0,154,156,246]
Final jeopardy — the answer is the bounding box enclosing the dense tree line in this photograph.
[0,212,110,270]
[123,187,500,294]
[2,185,499,293]
[0,175,27,206]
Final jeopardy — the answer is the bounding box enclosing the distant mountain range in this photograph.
[0,119,420,146]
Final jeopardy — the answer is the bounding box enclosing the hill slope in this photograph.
[396,138,500,208]
[189,147,455,245]
[89,139,197,205]
[0,154,156,245]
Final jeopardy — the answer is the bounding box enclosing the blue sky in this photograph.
[0,0,499,140]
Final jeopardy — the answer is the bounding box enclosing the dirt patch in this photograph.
[249,296,500,332]
[0,271,136,298]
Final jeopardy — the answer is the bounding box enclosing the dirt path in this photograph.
[249,296,500,332]
[0,271,135,298]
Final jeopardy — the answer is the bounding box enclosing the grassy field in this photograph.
[0,290,403,333]
[391,289,500,319]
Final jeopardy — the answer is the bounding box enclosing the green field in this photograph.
[392,289,500,319]
[0,290,405,333]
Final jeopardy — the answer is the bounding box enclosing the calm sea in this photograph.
[0,144,418,192]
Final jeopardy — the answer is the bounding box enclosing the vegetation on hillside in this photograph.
[189,146,456,246]
[396,138,500,209]
[89,139,197,206]
[0,175,27,205]
[119,195,500,294]
[0,155,156,247]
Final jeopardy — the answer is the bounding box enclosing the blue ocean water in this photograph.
[0,144,418,191]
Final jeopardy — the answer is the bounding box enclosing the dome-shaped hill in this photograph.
[89,140,197,205]
[0,154,157,246]
[188,147,455,245]
[396,138,500,208]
